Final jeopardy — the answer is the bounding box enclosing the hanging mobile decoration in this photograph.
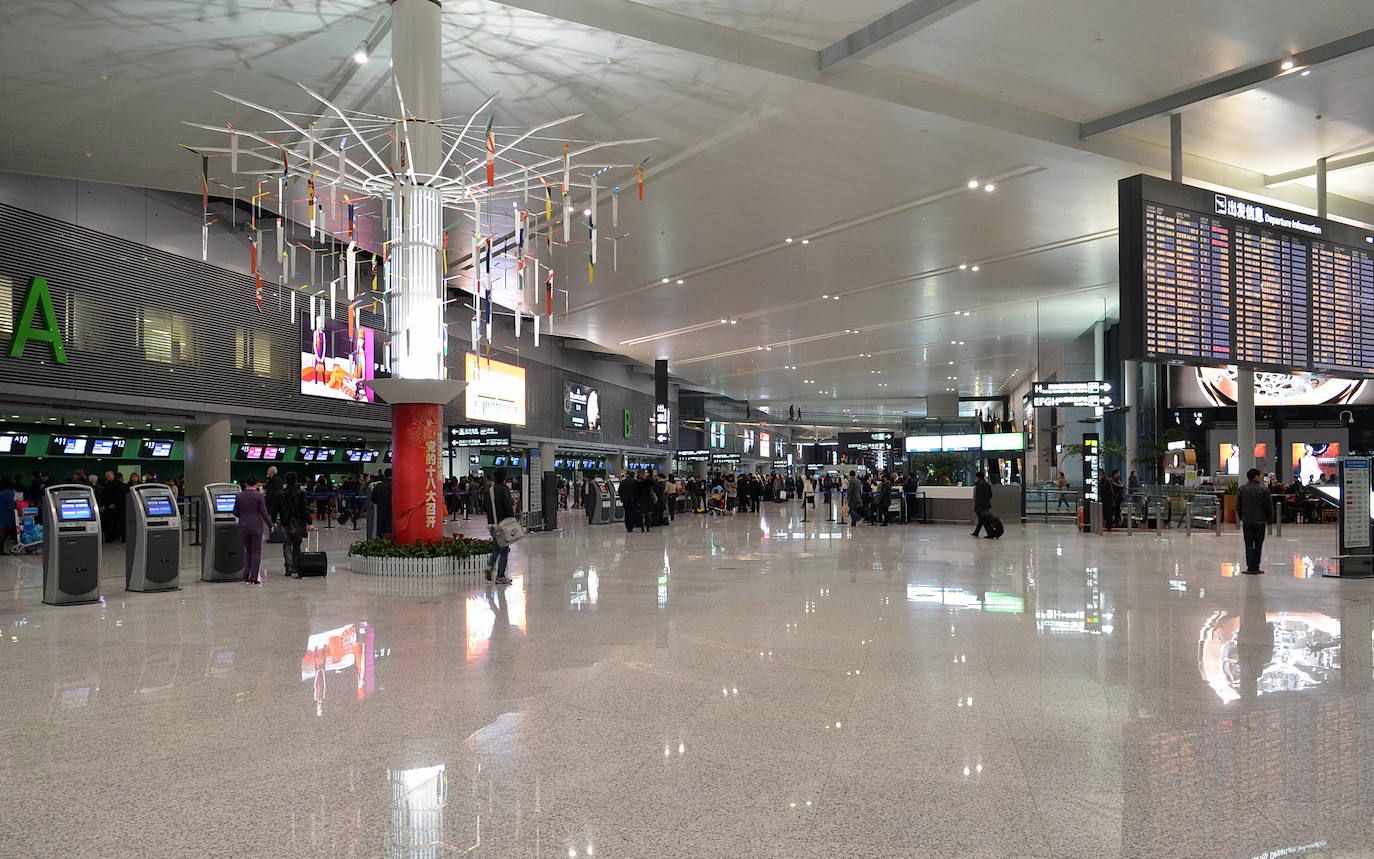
[485,116,496,187]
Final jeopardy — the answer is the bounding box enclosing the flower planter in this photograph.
[347,553,488,577]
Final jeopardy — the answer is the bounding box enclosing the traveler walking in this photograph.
[970,471,994,537]
[1237,468,1272,574]
[279,472,314,575]
[483,469,517,584]
[234,476,273,584]
[845,471,864,526]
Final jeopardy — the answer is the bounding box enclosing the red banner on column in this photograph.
[391,402,444,544]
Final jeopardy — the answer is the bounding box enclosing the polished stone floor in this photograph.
[1,506,1370,857]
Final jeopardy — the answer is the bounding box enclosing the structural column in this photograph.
[610,453,626,476]
[1237,367,1256,475]
[184,414,231,494]
[1123,359,1138,479]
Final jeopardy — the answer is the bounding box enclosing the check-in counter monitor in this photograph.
[126,483,182,592]
[201,483,244,583]
[43,484,102,605]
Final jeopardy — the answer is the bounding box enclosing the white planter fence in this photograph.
[347,553,488,577]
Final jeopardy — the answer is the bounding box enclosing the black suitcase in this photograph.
[294,531,328,577]
[979,510,1004,539]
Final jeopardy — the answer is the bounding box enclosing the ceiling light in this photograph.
[800,239,810,245]
[583,208,592,217]
[821,294,829,299]
[756,346,763,351]
[1300,69,1311,76]
[720,319,729,324]
[833,295,840,301]
[352,43,370,64]
[971,265,980,271]
[1280,58,1295,70]
[983,183,995,192]
[785,238,794,243]
[729,319,737,324]
[764,346,772,350]
[676,279,684,285]
[959,264,967,270]
[967,179,979,188]
[662,277,670,283]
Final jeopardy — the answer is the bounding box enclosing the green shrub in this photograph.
[347,536,493,558]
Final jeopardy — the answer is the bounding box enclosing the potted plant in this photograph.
[347,535,495,576]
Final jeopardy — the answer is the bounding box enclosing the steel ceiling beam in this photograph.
[1080,27,1374,138]
[1265,149,1374,186]
[819,0,978,72]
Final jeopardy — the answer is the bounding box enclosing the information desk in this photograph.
[201,483,244,582]
[42,484,102,605]
[126,483,182,592]
[916,485,1023,525]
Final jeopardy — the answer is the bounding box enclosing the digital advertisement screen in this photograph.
[465,353,527,425]
[140,439,174,458]
[563,382,601,431]
[759,432,771,459]
[981,433,1026,452]
[143,495,176,517]
[1168,365,1373,407]
[48,437,88,456]
[300,313,385,402]
[0,434,29,455]
[57,497,94,521]
[905,436,941,453]
[1121,173,1374,376]
[941,434,982,451]
[1218,443,1268,475]
[1293,443,1341,484]
[213,493,238,513]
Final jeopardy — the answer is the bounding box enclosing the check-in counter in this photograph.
[916,484,1022,524]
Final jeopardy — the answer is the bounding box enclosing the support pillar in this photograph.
[185,414,231,495]
[1237,367,1256,476]
[1169,113,1183,182]
[1124,359,1139,481]
[539,442,556,471]
[610,453,626,476]
[1317,156,1329,219]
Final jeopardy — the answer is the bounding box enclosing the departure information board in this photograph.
[1120,174,1374,376]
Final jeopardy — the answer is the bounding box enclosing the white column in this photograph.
[387,0,444,381]
[1237,367,1256,475]
[185,415,231,493]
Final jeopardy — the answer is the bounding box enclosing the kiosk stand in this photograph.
[42,484,102,606]
[1325,457,1374,578]
[126,483,182,592]
[201,483,244,583]
[587,479,613,525]
[606,478,626,523]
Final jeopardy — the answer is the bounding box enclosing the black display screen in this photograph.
[0,434,29,455]
[140,439,174,458]
[1120,174,1374,375]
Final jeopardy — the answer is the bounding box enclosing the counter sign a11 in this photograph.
[1032,381,1113,409]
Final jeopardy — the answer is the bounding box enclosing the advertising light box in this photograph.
[300,313,384,402]
[981,432,1026,452]
[563,382,601,432]
[941,434,982,452]
[465,353,527,426]
[905,436,941,453]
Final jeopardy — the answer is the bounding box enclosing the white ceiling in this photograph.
[2,0,1374,414]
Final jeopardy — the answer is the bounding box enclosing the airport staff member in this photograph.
[1237,468,1272,574]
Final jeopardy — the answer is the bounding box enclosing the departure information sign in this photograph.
[1120,174,1374,376]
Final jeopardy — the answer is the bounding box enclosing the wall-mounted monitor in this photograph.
[139,439,174,458]
[0,434,30,455]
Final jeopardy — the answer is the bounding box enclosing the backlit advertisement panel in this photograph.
[300,313,383,402]
[465,353,527,426]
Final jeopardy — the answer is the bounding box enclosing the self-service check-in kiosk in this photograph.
[201,483,243,583]
[42,484,102,606]
[605,479,626,523]
[126,483,182,592]
[587,479,612,524]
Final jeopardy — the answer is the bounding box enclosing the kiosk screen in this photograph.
[213,494,238,513]
[58,498,95,521]
[143,495,176,517]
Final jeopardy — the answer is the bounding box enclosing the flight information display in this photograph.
[1120,174,1374,376]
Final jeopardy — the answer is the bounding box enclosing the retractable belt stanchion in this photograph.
[126,483,182,593]
[200,483,244,583]
[42,484,102,606]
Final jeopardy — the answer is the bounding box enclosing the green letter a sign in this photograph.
[10,276,67,364]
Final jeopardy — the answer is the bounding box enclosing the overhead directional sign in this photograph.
[1032,381,1114,409]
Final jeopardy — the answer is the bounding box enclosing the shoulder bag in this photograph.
[490,485,527,547]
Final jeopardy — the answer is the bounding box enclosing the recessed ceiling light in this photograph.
[720,319,728,324]
[785,238,794,243]
[1280,58,1295,70]
[676,279,684,285]
[984,184,995,192]
[959,264,967,270]
[662,277,670,283]
[353,43,370,64]
[821,294,829,299]
[833,295,840,301]
[967,179,979,188]
[1300,68,1311,76]
[800,239,810,245]
[729,319,737,324]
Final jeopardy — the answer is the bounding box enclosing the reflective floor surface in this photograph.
[1,508,1370,857]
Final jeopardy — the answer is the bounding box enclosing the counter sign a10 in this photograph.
[1032,381,1113,409]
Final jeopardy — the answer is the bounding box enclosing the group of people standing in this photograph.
[841,469,920,526]
[615,471,679,532]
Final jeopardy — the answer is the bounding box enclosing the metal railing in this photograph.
[1025,486,1081,522]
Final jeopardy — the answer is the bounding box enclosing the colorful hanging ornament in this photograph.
[612,186,620,228]
[485,116,496,187]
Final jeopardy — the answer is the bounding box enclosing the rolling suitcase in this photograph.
[979,510,1005,539]
[294,530,328,577]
